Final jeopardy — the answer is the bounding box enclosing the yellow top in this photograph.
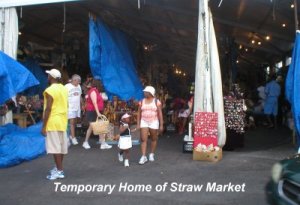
[43,83,68,131]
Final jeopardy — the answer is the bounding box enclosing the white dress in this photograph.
[118,122,132,150]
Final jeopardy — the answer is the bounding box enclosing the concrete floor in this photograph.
[0,126,295,205]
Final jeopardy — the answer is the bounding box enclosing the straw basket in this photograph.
[91,115,110,135]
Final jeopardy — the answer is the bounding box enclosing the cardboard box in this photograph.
[193,149,222,162]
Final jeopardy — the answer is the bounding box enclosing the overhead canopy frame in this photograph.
[0,0,79,8]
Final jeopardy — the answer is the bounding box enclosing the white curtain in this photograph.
[0,8,19,59]
[194,0,226,146]
[0,8,18,125]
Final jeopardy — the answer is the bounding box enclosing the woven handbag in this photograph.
[91,114,110,135]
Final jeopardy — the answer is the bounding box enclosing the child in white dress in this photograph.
[116,113,136,167]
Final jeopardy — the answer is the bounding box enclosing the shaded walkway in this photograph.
[0,126,295,205]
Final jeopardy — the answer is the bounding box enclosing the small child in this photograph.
[116,113,136,167]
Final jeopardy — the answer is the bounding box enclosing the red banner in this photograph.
[193,112,218,147]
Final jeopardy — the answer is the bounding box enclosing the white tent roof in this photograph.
[0,0,79,8]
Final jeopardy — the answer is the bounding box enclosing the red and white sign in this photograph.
[193,112,218,147]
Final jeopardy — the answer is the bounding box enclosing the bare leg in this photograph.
[274,115,277,128]
[182,117,188,131]
[69,118,76,138]
[149,128,158,153]
[53,154,64,171]
[178,117,184,134]
[123,149,130,159]
[140,128,149,156]
[99,134,106,144]
[84,124,92,142]
[267,115,274,127]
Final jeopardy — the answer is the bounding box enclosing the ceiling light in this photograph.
[258,41,261,45]
[265,35,270,40]
[18,32,22,35]
[236,60,239,64]
[251,40,255,44]
[239,45,243,49]
[245,48,248,52]
[291,4,295,8]
[282,23,286,28]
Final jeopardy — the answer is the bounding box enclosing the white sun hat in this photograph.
[143,86,155,96]
[46,69,61,79]
[121,113,131,119]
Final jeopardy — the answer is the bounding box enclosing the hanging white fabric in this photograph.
[0,8,18,59]
[194,0,226,146]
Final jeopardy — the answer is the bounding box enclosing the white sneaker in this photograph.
[46,170,65,180]
[118,153,124,162]
[124,159,129,167]
[149,153,155,162]
[100,142,112,149]
[49,167,57,175]
[71,137,79,145]
[139,156,148,165]
[82,141,91,149]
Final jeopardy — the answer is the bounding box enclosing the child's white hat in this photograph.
[121,113,131,119]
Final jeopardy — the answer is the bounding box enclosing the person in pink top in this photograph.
[136,86,164,165]
[82,79,112,150]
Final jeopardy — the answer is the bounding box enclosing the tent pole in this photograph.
[0,8,5,52]
[294,0,299,31]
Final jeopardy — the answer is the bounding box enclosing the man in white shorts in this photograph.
[65,74,82,145]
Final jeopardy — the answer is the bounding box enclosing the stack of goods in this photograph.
[193,143,222,162]
[194,143,220,152]
[105,123,115,141]
[103,102,115,123]
[223,97,245,134]
[223,84,245,134]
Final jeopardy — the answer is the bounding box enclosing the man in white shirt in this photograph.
[65,74,82,145]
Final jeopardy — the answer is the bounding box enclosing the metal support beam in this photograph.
[214,17,294,42]
[86,2,197,33]
[0,0,79,8]
[235,39,282,55]
[127,0,198,17]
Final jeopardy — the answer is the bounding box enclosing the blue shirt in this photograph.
[265,80,281,98]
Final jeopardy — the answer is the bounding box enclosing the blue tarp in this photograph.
[89,18,144,101]
[22,58,48,96]
[286,32,300,145]
[0,122,45,168]
[0,51,40,104]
